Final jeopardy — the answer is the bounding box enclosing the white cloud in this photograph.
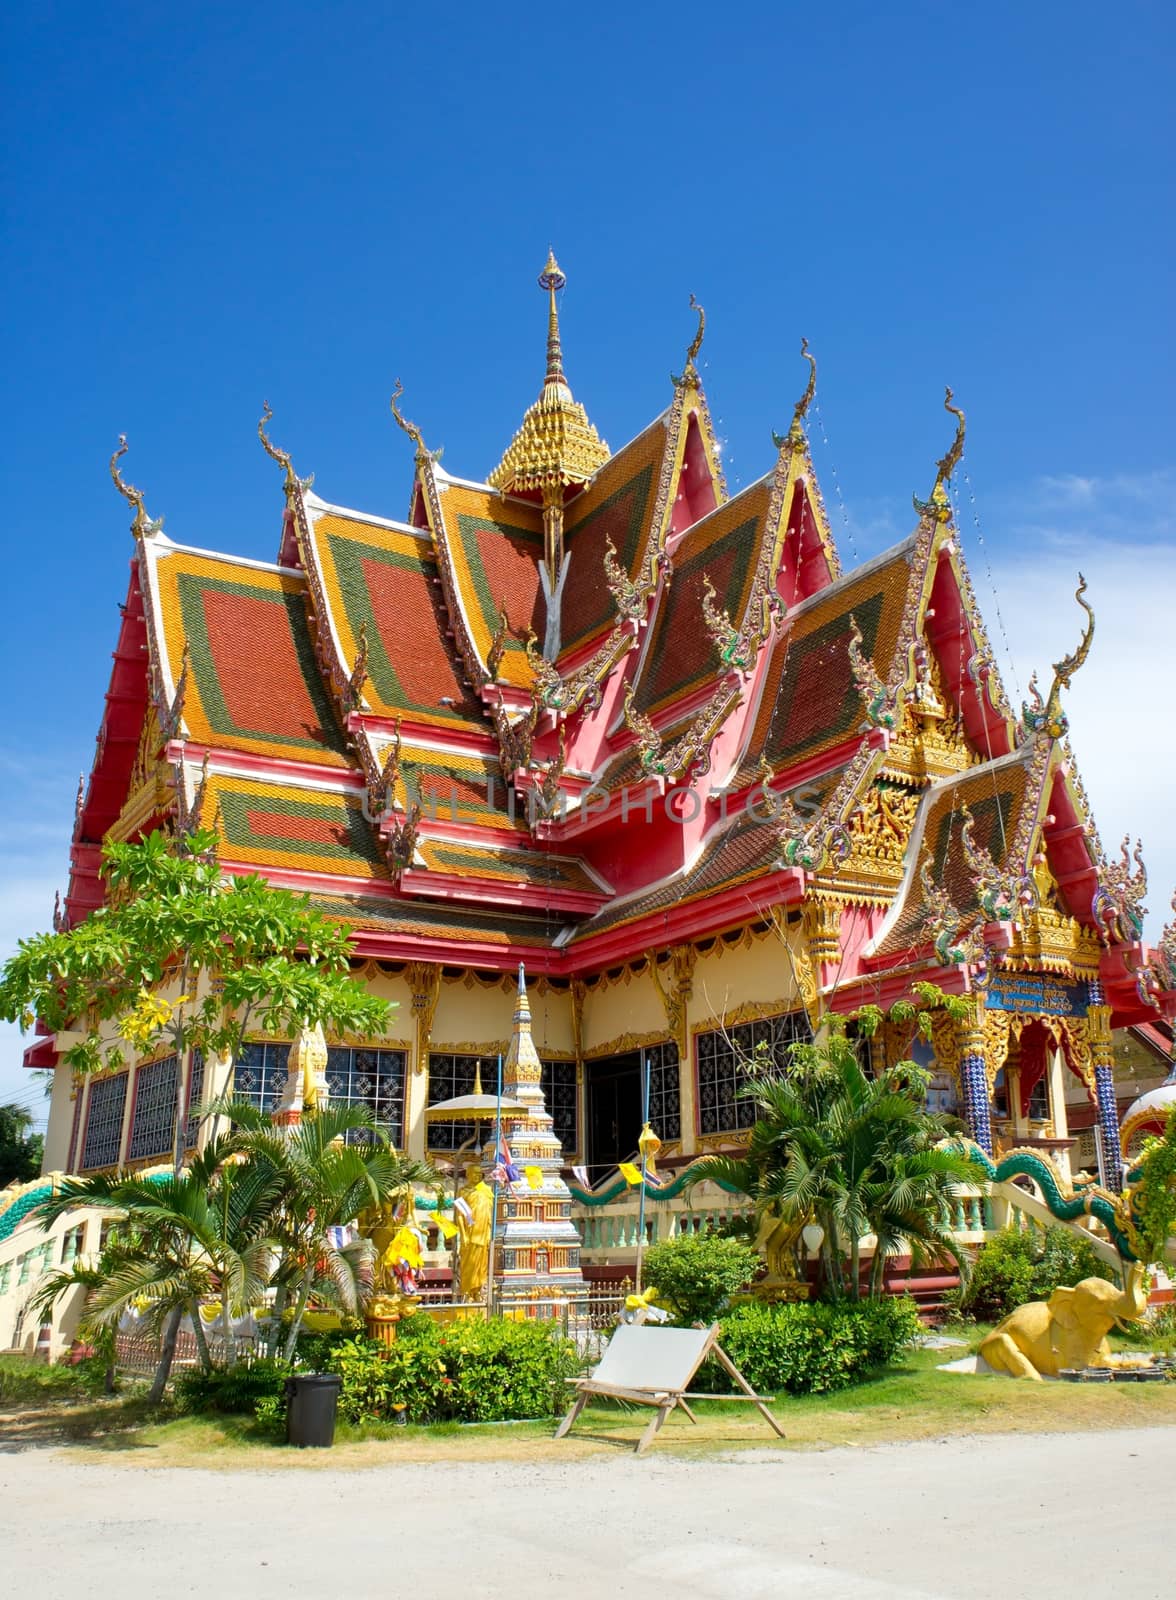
[980,476,1176,941]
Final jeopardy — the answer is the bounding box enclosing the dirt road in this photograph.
[1,1427,1169,1598]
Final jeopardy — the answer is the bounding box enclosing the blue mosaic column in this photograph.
[957,1004,993,1155]
[1086,978,1123,1191]
[960,1050,993,1155]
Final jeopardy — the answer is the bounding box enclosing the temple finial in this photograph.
[258,402,300,492]
[1024,574,1095,740]
[538,249,569,400]
[935,386,966,488]
[389,378,429,460]
[686,293,706,374]
[913,386,965,521]
[792,337,817,434]
[109,435,162,536]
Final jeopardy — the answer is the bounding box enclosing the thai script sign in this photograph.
[985,973,1086,1016]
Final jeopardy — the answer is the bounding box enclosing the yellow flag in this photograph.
[524,1165,544,1190]
[430,1210,458,1241]
[619,1161,642,1186]
[638,1121,661,1179]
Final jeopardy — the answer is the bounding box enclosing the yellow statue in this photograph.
[754,1206,806,1290]
[454,1162,494,1303]
[979,1263,1149,1379]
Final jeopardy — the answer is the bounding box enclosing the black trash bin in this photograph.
[285,1373,342,1448]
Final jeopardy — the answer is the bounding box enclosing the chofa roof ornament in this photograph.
[913,387,965,521]
[109,435,164,537]
[1021,574,1095,741]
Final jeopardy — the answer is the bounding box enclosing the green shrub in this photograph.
[321,1314,579,1426]
[707,1296,921,1396]
[956,1225,1114,1321]
[434,1317,580,1422]
[642,1233,760,1324]
[172,1357,290,1417]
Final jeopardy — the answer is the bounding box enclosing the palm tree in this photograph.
[213,1100,438,1358]
[36,1145,279,1399]
[684,1034,984,1299]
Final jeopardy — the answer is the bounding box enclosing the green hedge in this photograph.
[705,1297,922,1396]
[326,1315,579,1425]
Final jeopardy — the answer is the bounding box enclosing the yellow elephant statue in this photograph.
[978,1262,1149,1380]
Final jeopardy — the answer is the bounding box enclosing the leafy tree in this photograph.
[0,828,395,1170]
[684,1033,985,1299]
[0,1103,43,1187]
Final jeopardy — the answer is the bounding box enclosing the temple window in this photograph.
[127,1053,180,1161]
[60,1224,86,1265]
[184,1050,205,1150]
[234,1040,408,1148]
[1027,1075,1050,1121]
[232,1041,288,1113]
[542,1057,579,1154]
[427,1053,482,1151]
[696,1011,812,1136]
[325,1046,407,1148]
[80,1072,129,1170]
[992,1068,1010,1120]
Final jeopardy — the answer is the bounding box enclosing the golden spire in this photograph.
[487,251,610,496]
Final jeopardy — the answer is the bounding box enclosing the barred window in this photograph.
[185,1050,206,1149]
[128,1054,179,1161]
[0,1262,10,1295]
[696,1012,812,1136]
[326,1047,407,1148]
[541,1058,579,1154]
[232,1041,287,1114]
[81,1073,128,1170]
[234,1040,407,1147]
[427,1053,483,1152]
[61,1225,86,1265]
[645,1042,681,1142]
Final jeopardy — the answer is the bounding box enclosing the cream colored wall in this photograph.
[0,1205,100,1358]
[42,1066,77,1173]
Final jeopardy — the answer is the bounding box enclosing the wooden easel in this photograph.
[555,1322,786,1454]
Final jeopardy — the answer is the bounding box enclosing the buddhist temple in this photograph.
[27,253,1176,1239]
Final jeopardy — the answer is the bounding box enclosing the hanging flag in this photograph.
[453,1196,473,1226]
[326,1224,350,1249]
[619,1161,643,1186]
[489,1162,508,1185]
[638,1121,662,1180]
[524,1165,544,1190]
[496,1137,521,1183]
[571,1164,590,1189]
[430,1210,458,1241]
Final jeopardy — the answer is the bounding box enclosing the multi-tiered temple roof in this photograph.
[60,257,1172,1034]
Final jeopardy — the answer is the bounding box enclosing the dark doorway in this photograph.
[586,1051,643,1170]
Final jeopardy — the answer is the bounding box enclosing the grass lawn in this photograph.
[4,1335,1176,1468]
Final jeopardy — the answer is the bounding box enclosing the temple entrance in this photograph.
[586,1052,644,1170]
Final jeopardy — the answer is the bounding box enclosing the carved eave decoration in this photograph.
[106,700,175,844]
[1092,833,1149,948]
[777,738,880,884]
[879,643,974,786]
[999,854,1102,978]
[831,781,922,904]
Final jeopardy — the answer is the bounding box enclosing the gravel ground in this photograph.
[1,1428,1170,1598]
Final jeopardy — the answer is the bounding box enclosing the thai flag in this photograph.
[326,1225,350,1249]
[496,1138,520,1183]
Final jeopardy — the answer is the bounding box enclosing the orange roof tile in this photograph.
[151,546,350,768]
[305,506,485,729]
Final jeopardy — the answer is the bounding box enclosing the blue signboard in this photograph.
[985,973,1085,1017]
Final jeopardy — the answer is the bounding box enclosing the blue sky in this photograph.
[1,2,1173,1121]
